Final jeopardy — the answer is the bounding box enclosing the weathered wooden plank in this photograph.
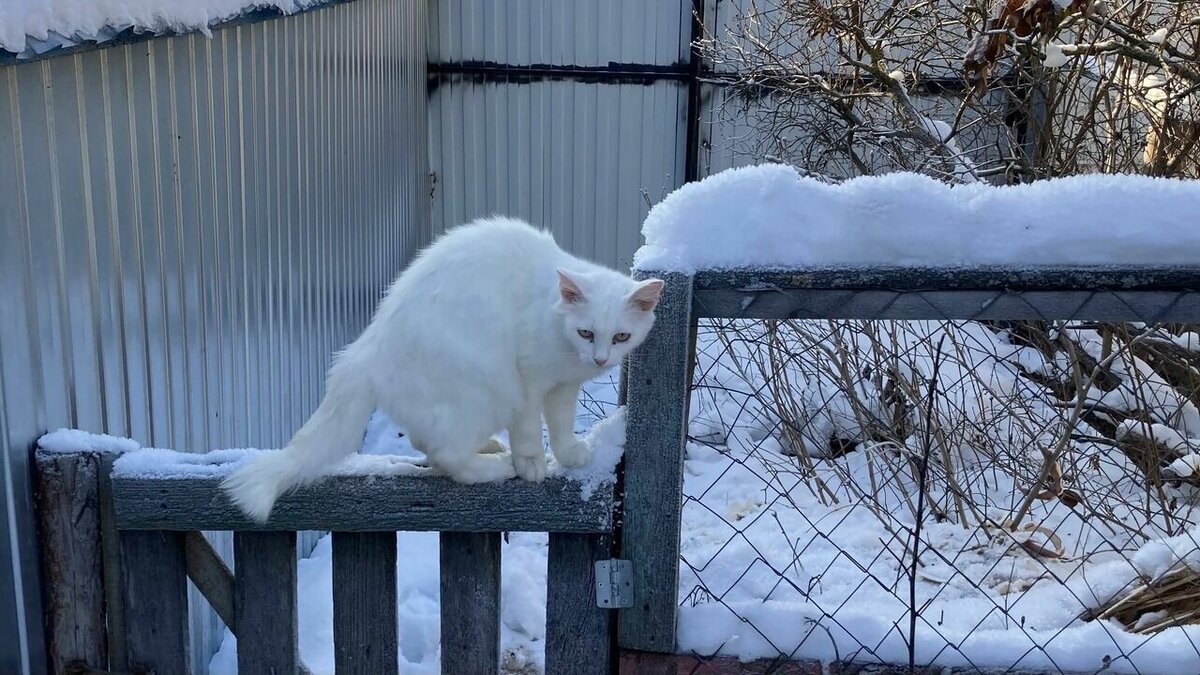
[234,531,299,674]
[546,533,613,674]
[691,267,1200,322]
[439,531,501,675]
[96,453,127,672]
[692,266,1200,292]
[693,288,1200,322]
[185,531,236,632]
[35,451,108,675]
[333,532,398,674]
[619,271,693,653]
[111,474,613,532]
[119,530,189,673]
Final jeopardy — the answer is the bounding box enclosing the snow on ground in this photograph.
[195,329,1200,673]
[1,0,321,55]
[633,165,1200,272]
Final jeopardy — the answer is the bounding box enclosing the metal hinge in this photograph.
[594,559,634,608]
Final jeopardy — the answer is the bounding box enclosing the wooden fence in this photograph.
[35,265,1200,674]
[37,449,615,674]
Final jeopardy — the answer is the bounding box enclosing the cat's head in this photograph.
[554,268,665,368]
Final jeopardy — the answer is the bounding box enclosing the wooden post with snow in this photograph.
[618,271,695,653]
[34,449,109,675]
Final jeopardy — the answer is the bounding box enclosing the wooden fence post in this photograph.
[234,532,299,673]
[619,271,694,653]
[35,450,108,675]
[119,530,189,672]
[439,531,502,675]
[332,532,398,674]
[546,533,613,674]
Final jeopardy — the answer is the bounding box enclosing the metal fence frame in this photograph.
[618,266,1200,664]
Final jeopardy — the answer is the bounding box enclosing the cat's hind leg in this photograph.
[424,440,517,483]
[408,427,516,480]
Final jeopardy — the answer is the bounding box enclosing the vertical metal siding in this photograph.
[428,79,687,269]
[427,0,691,269]
[428,0,691,67]
[0,0,427,672]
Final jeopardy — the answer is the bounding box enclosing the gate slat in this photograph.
[332,532,398,674]
[234,531,299,673]
[439,531,501,675]
[120,530,189,672]
[546,533,612,674]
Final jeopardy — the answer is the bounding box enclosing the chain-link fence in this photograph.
[672,281,1200,673]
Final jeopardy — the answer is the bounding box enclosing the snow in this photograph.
[632,165,1200,272]
[111,410,623,492]
[113,447,266,478]
[1,0,320,55]
[37,428,139,455]
[1132,530,1200,578]
[1043,43,1071,68]
[208,530,553,675]
[191,341,1200,674]
[1168,454,1200,478]
[1146,28,1169,45]
[669,324,1200,673]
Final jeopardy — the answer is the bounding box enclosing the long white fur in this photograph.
[221,217,664,522]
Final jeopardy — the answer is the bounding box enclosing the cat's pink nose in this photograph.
[593,357,607,367]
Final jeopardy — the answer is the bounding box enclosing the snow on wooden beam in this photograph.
[110,474,614,533]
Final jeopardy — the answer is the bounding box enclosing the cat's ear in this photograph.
[628,278,665,312]
[557,269,587,304]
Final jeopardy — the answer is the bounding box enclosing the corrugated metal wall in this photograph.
[0,0,428,671]
[427,0,691,270]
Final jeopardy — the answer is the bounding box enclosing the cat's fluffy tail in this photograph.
[221,355,374,522]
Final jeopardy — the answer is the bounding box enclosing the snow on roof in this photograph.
[633,164,1200,273]
[1,0,321,57]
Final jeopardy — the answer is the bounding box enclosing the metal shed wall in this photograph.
[427,0,692,270]
[0,0,428,671]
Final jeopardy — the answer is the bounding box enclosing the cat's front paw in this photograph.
[553,440,591,468]
[514,453,548,482]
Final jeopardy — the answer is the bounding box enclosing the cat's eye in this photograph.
[578,329,594,341]
[613,332,631,344]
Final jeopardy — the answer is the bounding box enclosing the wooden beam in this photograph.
[619,271,694,652]
[35,451,108,675]
[691,267,1200,322]
[332,532,398,674]
[184,532,236,632]
[111,474,613,533]
[439,532,501,675]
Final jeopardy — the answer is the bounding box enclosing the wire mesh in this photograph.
[675,283,1200,673]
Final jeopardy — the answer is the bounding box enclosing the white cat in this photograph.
[222,217,664,522]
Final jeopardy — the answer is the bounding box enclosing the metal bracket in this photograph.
[594,559,633,608]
